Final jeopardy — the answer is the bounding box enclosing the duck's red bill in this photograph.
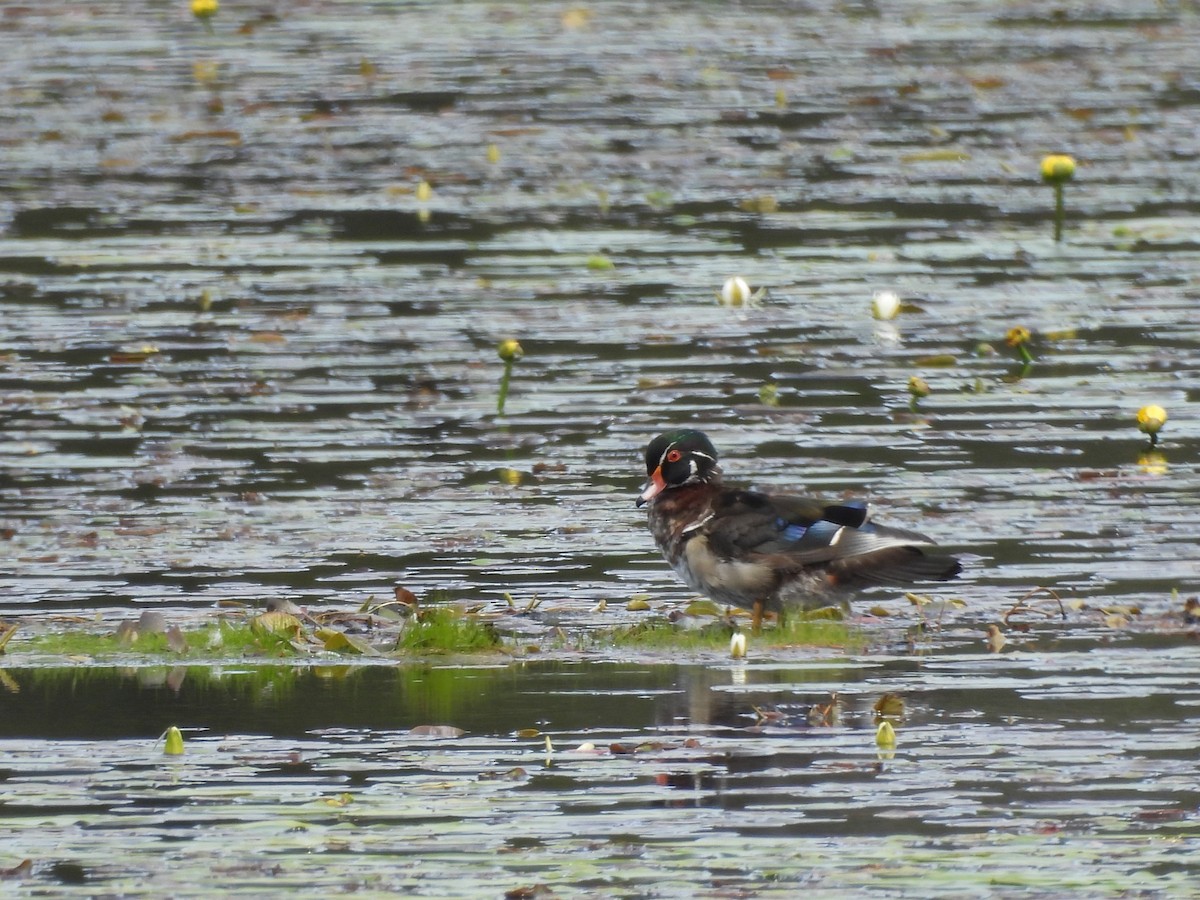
[637,468,666,506]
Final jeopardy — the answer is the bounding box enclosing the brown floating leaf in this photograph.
[171,129,243,144]
[505,885,554,900]
[0,859,32,880]
[969,76,1006,90]
[873,693,905,718]
[109,349,159,364]
[479,767,529,782]
[137,610,168,635]
[165,626,188,654]
[901,149,970,163]
[408,724,465,739]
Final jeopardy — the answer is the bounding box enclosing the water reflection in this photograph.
[4,648,1200,892]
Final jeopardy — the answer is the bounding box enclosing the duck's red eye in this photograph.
[666,449,682,463]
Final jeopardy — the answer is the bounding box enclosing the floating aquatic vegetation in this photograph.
[395,608,500,654]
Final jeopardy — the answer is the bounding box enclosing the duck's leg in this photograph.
[751,599,764,633]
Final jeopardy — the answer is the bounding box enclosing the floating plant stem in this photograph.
[496,339,523,416]
[1041,154,1076,243]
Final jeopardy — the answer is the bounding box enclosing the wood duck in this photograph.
[637,429,962,630]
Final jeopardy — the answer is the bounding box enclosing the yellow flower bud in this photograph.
[907,376,930,400]
[164,726,185,756]
[875,720,896,749]
[190,0,219,19]
[1005,326,1032,348]
[497,339,523,362]
[1040,153,1076,184]
[1136,404,1167,436]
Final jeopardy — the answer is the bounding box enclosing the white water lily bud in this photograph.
[719,276,752,307]
[729,631,747,658]
[871,290,901,320]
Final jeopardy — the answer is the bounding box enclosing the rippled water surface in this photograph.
[2,0,1199,896]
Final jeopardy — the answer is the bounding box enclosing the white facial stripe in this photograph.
[659,445,714,466]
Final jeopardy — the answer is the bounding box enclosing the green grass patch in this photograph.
[613,611,861,652]
[397,609,501,654]
[18,620,297,659]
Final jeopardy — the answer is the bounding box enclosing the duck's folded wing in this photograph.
[706,490,960,584]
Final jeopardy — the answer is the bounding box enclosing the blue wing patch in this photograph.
[776,517,808,542]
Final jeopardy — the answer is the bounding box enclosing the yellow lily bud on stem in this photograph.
[1005,325,1034,367]
[1136,404,1167,447]
[907,376,930,412]
[191,0,218,34]
[496,339,523,416]
[1041,154,1075,243]
[163,726,185,756]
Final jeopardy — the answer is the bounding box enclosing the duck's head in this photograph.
[637,429,720,507]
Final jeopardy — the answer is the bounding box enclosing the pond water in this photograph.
[2,0,1199,896]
